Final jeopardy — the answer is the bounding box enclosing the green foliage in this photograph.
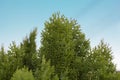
[0,46,10,80]
[10,67,35,80]
[0,28,38,80]
[6,42,24,80]
[40,13,75,79]
[8,42,23,69]
[35,55,59,80]
[40,13,78,79]
[116,71,120,80]
[0,13,118,80]
[71,19,90,80]
[40,13,90,80]
[21,28,38,71]
[84,40,116,80]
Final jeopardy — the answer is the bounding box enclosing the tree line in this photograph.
[0,13,120,80]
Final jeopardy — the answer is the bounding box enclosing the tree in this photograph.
[21,28,38,71]
[35,55,59,80]
[10,67,35,80]
[40,13,91,80]
[8,42,23,69]
[0,46,9,80]
[6,42,24,80]
[0,42,25,80]
[71,19,90,80]
[85,40,116,80]
[0,29,38,80]
[0,13,118,80]
[40,13,76,79]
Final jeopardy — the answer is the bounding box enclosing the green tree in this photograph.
[0,42,24,80]
[0,46,9,80]
[21,28,38,71]
[40,13,76,79]
[0,13,118,80]
[71,19,90,80]
[8,42,23,69]
[40,13,90,80]
[6,42,23,80]
[11,67,35,80]
[35,55,59,80]
[85,40,116,80]
[0,29,38,80]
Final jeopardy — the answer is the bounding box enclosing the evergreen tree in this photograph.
[10,67,35,80]
[0,13,118,80]
[0,46,9,80]
[85,40,116,80]
[21,28,38,71]
[40,13,90,80]
[71,19,90,80]
[7,42,23,80]
[35,55,59,80]
[40,13,75,79]
[0,42,24,80]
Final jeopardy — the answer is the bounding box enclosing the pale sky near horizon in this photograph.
[0,0,120,70]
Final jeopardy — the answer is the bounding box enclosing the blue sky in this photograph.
[0,0,120,70]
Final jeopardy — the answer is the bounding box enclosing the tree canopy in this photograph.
[0,13,119,80]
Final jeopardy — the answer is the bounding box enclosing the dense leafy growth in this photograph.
[0,13,120,80]
[11,67,35,80]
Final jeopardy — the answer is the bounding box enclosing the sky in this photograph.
[0,0,120,70]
